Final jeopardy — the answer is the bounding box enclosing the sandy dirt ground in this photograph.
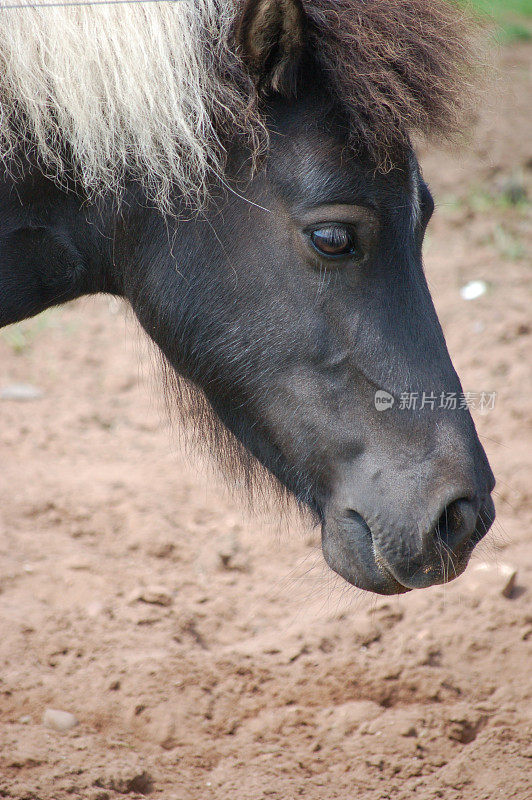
[1,43,531,800]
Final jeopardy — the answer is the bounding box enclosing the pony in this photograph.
[0,0,495,595]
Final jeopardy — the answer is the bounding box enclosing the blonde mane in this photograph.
[0,0,255,209]
[0,0,474,210]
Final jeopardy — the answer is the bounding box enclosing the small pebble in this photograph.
[129,585,173,607]
[460,562,518,599]
[460,280,488,301]
[0,383,43,401]
[42,708,78,733]
[86,601,104,618]
[501,568,517,599]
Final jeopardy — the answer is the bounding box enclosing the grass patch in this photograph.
[495,22,532,42]
[492,224,526,260]
[454,0,532,43]
[0,309,63,354]
[439,171,531,216]
[457,0,532,17]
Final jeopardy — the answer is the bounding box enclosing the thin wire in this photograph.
[0,0,185,9]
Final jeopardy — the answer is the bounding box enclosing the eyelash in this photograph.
[308,224,359,259]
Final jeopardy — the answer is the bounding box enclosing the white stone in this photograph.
[460,280,488,301]
[42,708,79,733]
[460,561,517,598]
[0,383,43,401]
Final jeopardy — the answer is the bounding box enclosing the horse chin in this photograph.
[321,518,412,596]
[321,514,479,595]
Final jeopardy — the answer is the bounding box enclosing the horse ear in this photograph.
[236,0,306,94]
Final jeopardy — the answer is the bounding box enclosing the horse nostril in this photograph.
[433,497,478,552]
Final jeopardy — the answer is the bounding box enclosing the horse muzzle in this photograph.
[321,467,496,595]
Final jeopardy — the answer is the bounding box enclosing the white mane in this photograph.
[0,1,473,207]
[0,0,249,208]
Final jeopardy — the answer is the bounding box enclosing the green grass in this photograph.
[492,224,526,260]
[440,171,531,215]
[456,0,532,17]
[0,309,67,354]
[462,0,532,17]
[455,0,532,42]
[495,22,532,43]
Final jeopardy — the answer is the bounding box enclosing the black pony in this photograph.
[0,0,495,594]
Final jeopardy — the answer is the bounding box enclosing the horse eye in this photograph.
[310,225,358,258]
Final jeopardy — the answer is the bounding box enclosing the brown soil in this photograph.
[1,44,531,800]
